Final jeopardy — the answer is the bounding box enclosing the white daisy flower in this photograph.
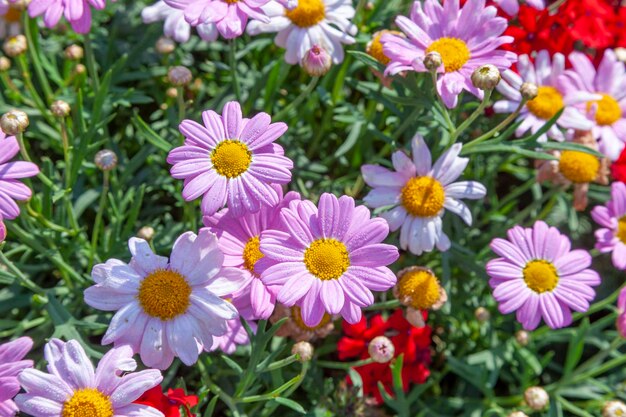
[247,0,357,65]
[0,1,21,39]
[142,0,218,43]
[84,229,248,370]
[361,135,486,256]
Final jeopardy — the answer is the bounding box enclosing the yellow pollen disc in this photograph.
[243,235,264,274]
[523,260,559,294]
[291,306,331,331]
[285,0,325,28]
[397,269,440,310]
[303,238,350,281]
[224,0,239,3]
[525,86,564,120]
[62,388,114,417]
[425,37,470,73]
[211,140,252,179]
[587,93,622,126]
[401,176,445,218]
[558,150,599,184]
[137,269,192,321]
[617,216,626,244]
[4,7,20,23]
[367,32,392,65]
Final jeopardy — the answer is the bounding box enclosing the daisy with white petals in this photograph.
[84,230,247,370]
[361,135,486,255]
[247,0,357,65]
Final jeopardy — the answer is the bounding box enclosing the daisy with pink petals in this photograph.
[381,0,516,108]
[16,340,163,417]
[85,230,247,369]
[204,189,301,319]
[260,193,399,327]
[28,0,113,33]
[163,0,271,40]
[494,0,544,16]
[167,101,293,217]
[142,1,219,43]
[591,182,626,270]
[487,221,600,330]
[0,337,32,416]
[210,318,256,354]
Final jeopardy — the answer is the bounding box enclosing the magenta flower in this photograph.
[487,221,600,330]
[592,182,626,270]
[260,193,399,327]
[167,101,293,217]
[0,337,33,416]
[617,287,626,338]
[16,340,163,417]
[381,0,516,108]
[204,189,301,319]
[163,0,270,40]
[28,0,112,33]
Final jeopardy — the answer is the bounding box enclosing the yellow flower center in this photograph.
[137,269,192,321]
[425,37,470,73]
[303,238,350,280]
[587,93,622,126]
[526,86,564,120]
[4,7,20,23]
[211,140,252,179]
[285,0,325,28]
[224,0,239,3]
[401,176,445,218]
[523,260,559,294]
[243,235,264,274]
[397,269,440,310]
[558,150,599,184]
[617,216,626,244]
[367,32,390,65]
[291,305,331,331]
[62,389,114,417]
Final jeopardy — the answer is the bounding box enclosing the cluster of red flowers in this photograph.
[134,385,198,417]
[613,147,626,183]
[337,309,432,404]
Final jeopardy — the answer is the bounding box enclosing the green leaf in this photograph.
[273,397,306,414]
[133,114,173,153]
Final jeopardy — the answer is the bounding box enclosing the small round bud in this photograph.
[515,330,529,346]
[50,100,71,118]
[94,149,118,171]
[168,66,192,86]
[0,56,11,71]
[166,87,178,99]
[474,307,490,322]
[0,109,29,135]
[365,1,374,10]
[3,35,27,57]
[137,226,155,241]
[507,412,529,417]
[603,400,626,417]
[301,45,332,77]
[74,64,87,75]
[520,82,538,101]
[368,336,395,363]
[471,64,501,90]
[292,341,314,362]
[423,51,442,71]
[156,37,176,54]
[615,47,626,63]
[64,44,84,60]
[524,386,549,411]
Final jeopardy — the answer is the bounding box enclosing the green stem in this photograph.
[89,171,110,269]
[449,89,493,143]
[464,99,527,149]
[60,119,71,188]
[176,86,186,123]
[24,15,53,102]
[274,76,319,120]
[239,364,308,403]
[15,132,31,162]
[259,354,298,372]
[317,357,375,370]
[0,248,44,294]
[16,55,53,125]
[229,39,241,101]
[83,35,100,91]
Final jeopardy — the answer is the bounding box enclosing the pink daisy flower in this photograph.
[210,318,256,354]
[204,189,301,320]
[381,0,516,108]
[167,101,293,217]
[28,0,113,33]
[487,221,600,330]
[163,0,271,40]
[559,49,626,160]
[616,286,626,338]
[84,230,247,369]
[260,193,399,327]
[494,0,544,16]
[142,1,219,43]
[0,337,33,416]
[591,182,626,270]
[16,340,163,417]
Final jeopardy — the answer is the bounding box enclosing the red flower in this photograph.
[612,146,626,183]
[614,6,626,47]
[560,0,616,49]
[337,309,431,404]
[134,385,198,417]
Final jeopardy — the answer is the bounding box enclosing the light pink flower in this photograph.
[142,1,218,43]
[592,181,626,270]
[28,0,113,34]
[616,287,626,338]
[494,0,544,16]
[0,337,32,416]
[210,318,256,354]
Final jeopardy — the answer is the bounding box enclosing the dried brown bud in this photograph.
[50,100,71,118]
[94,149,118,171]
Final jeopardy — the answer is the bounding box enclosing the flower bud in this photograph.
[94,149,118,171]
[423,51,442,71]
[50,100,71,118]
[524,386,549,411]
[156,37,176,54]
[474,307,490,322]
[0,109,28,135]
[301,45,332,77]
[515,330,529,346]
[507,412,528,417]
[74,64,87,75]
[520,82,538,101]
[603,400,626,417]
[168,66,192,86]
[292,341,314,362]
[0,56,10,71]
[368,336,395,363]
[65,44,84,60]
[137,226,155,241]
[166,87,178,99]
[3,35,27,57]
[471,64,501,90]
